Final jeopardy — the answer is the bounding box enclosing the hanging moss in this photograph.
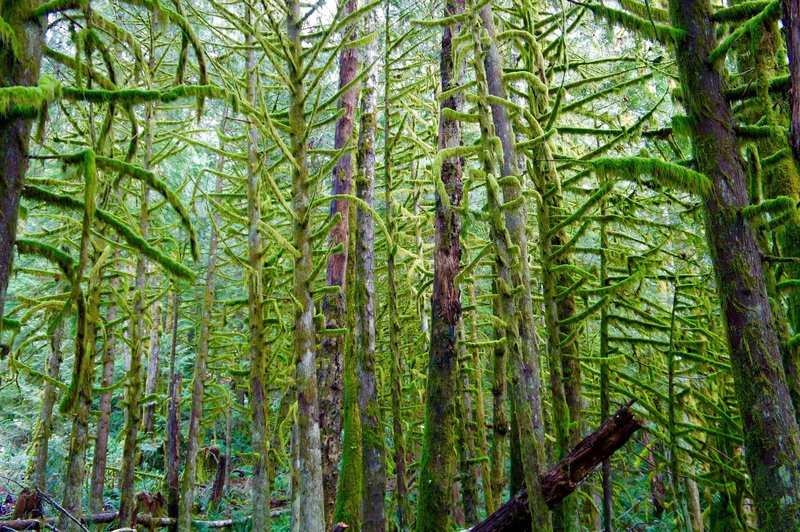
[22,185,194,279]
[0,76,60,118]
[742,196,796,219]
[96,156,199,261]
[593,157,712,197]
[617,0,670,23]
[712,0,774,21]
[708,0,781,63]
[0,15,21,61]
[31,0,88,17]
[15,239,76,279]
[587,4,685,44]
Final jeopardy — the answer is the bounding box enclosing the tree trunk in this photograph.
[383,1,407,525]
[118,151,152,529]
[355,14,386,529]
[143,301,162,433]
[179,128,225,530]
[31,319,63,491]
[62,254,106,531]
[476,6,550,528]
[785,0,800,162]
[415,0,465,526]
[669,0,800,525]
[244,9,272,531]
[287,0,325,527]
[164,291,181,532]
[89,284,118,513]
[472,403,642,532]
[333,209,362,528]
[319,0,359,523]
[0,2,45,333]
[490,280,508,512]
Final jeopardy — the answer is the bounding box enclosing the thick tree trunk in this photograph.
[0,2,45,332]
[472,403,642,532]
[244,10,272,531]
[319,0,359,524]
[287,0,325,528]
[355,16,386,530]
[31,320,63,491]
[669,0,800,525]
[179,141,224,530]
[415,0,465,527]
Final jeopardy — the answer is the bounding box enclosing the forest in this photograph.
[0,0,799,530]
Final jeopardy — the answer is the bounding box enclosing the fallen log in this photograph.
[472,400,642,531]
[0,509,289,531]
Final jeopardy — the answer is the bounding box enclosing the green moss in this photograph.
[742,196,796,219]
[593,156,713,196]
[96,156,199,261]
[712,0,773,21]
[15,239,76,278]
[708,0,781,63]
[31,0,87,17]
[588,4,685,44]
[0,15,21,61]
[22,185,194,279]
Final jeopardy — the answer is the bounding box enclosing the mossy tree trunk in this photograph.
[476,5,551,528]
[669,0,800,525]
[0,2,45,332]
[333,209,362,528]
[785,0,800,161]
[415,0,465,525]
[287,0,325,527]
[62,252,106,532]
[164,290,181,531]
[31,318,63,491]
[89,283,118,513]
[320,0,359,524]
[245,9,272,530]
[179,133,225,530]
[355,15,386,529]
[383,0,408,525]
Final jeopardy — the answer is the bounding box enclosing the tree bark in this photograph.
[669,0,800,525]
[355,13,386,530]
[319,0,359,523]
[31,319,63,491]
[244,9,272,531]
[472,403,642,532]
[415,0,465,527]
[0,2,45,334]
[785,0,800,162]
[142,300,162,433]
[287,0,325,527]
[164,291,181,531]
[382,1,408,526]
[89,285,118,513]
[475,6,550,528]
[179,141,224,530]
